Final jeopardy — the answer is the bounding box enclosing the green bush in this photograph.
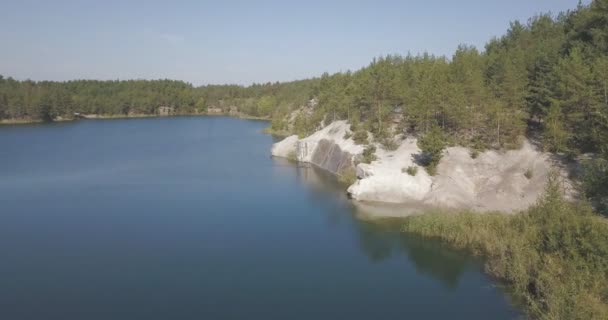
[353,130,369,145]
[582,157,608,216]
[402,175,608,319]
[470,149,479,159]
[382,137,399,151]
[403,166,418,176]
[424,163,438,176]
[343,131,352,140]
[361,145,377,164]
[338,166,357,185]
[417,125,446,176]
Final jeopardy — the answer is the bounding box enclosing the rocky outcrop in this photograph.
[272,121,363,174]
[272,121,570,213]
[347,138,433,204]
[308,139,354,174]
[271,135,298,158]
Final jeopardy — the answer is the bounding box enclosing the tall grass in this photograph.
[338,166,357,185]
[402,175,608,319]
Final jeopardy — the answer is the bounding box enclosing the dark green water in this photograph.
[0,117,520,319]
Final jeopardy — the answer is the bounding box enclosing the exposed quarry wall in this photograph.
[271,121,570,214]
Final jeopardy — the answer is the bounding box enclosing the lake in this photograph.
[0,117,520,319]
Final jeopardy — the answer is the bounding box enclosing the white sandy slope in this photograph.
[348,137,433,203]
[272,121,566,213]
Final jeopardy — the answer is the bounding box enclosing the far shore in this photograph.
[0,112,270,126]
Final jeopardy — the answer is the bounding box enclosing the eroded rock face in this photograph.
[271,121,362,175]
[309,139,353,174]
[271,121,569,214]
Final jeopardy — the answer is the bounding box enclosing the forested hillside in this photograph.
[2,1,607,156]
[298,1,608,157]
[0,77,317,121]
[1,1,607,158]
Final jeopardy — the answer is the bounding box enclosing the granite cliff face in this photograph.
[272,121,569,214]
[271,121,363,175]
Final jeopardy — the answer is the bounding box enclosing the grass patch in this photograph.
[402,175,608,319]
[381,137,399,151]
[403,166,418,176]
[424,163,438,176]
[353,130,369,145]
[338,166,357,185]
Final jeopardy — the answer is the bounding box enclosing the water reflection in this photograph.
[274,157,475,290]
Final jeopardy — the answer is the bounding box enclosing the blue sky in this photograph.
[0,0,589,85]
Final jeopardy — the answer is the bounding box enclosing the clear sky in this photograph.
[0,0,589,86]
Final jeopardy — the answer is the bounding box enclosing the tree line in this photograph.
[1,0,607,160]
[0,77,318,121]
[302,1,608,158]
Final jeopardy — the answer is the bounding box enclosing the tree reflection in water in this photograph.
[281,158,477,290]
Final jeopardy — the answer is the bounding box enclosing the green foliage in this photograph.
[256,95,277,116]
[417,125,447,175]
[361,145,377,164]
[352,130,369,145]
[544,102,569,152]
[581,156,608,216]
[267,106,290,135]
[338,166,357,185]
[293,113,312,138]
[403,166,418,176]
[403,175,608,319]
[470,149,480,159]
[380,137,399,151]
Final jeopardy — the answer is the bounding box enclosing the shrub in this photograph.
[338,166,357,185]
[403,166,418,176]
[361,145,377,164]
[343,131,352,140]
[425,163,438,176]
[470,149,479,159]
[402,175,608,319]
[581,157,608,216]
[417,125,446,176]
[353,130,369,145]
[524,168,533,179]
[382,137,399,151]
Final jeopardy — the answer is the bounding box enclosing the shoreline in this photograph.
[0,112,270,126]
[271,120,574,214]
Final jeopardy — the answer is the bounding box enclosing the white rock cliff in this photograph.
[271,121,566,213]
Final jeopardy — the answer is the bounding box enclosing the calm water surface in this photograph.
[0,117,520,319]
